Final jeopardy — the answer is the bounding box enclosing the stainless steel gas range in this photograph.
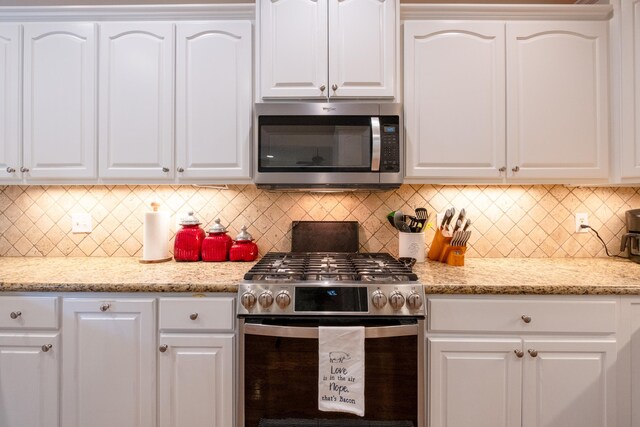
[237,251,426,427]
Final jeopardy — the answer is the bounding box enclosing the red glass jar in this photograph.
[229,226,259,262]
[201,219,233,262]
[173,211,206,262]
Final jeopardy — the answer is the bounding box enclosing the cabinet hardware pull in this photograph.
[320,85,326,92]
[521,315,532,323]
[190,313,198,320]
[177,167,184,173]
[512,166,520,173]
[100,303,111,312]
[499,166,506,172]
[528,349,538,357]
[514,349,524,358]
[332,84,338,91]
[159,344,168,353]
[6,167,15,173]
[9,311,21,319]
[41,344,53,352]
[20,167,29,173]
[162,167,169,173]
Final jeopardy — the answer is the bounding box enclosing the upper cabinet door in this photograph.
[175,22,251,181]
[99,22,174,180]
[23,22,97,180]
[260,0,328,99]
[404,21,506,180]
[0,24,21,183]
[621,0,640,180]
[506,21,609,181]
[328,0,396,98]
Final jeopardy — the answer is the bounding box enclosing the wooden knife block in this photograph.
[427,229,451,261]
[428,229,466,266]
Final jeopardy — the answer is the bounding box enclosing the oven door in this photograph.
[239,317,425,427]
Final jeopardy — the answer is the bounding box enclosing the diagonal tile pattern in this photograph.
[0,184,638,259]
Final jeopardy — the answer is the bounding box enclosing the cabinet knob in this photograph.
[162,167,169,173]
[6,167,15,173]
[159,344,168,353]
[528,349,538,357]
[320,85,326,92]
[189,313,198,320]
[332,84,338,91]
[100,303,111,312]
[512,166,520,173]
[514,349,524,358]
[41,344,53,352]
[498,166,506,173]
[177,167,184,173]
[20,167,29,173]
[521,314,532,324]
[9,311,21,319]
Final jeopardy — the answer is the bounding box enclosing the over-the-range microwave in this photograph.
[254,103,403,191]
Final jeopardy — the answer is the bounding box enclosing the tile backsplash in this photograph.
[0,184,638,258]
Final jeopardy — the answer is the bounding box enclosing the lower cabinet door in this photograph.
[522,339,616,427]
[0,333,60,427]
[158,333,234,427]
[428,337,522,427]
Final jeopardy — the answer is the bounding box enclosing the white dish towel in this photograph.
[318,326,365,416]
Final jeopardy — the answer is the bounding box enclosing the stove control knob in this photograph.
[371,290,388,310]
[240,291,257,310]
[406,291,423,310]
[275,290,292,309]
[389,290,405,310]
[258,291,274,308]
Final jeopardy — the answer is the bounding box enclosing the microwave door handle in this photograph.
[371,117,381,172]
[242,322,418,339]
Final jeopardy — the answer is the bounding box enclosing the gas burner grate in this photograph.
[244,252,418,282]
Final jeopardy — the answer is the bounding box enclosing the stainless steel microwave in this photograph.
[254,103,403,191]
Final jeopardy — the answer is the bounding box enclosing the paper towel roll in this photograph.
[142,209,170,262]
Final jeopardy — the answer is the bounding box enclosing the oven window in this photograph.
[258,116,372,172]
[243,327,418,426]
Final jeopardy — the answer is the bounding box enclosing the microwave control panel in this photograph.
[380,117,400,172]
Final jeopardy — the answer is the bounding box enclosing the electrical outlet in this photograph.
[71,213,92,233]
[575,213,589,233]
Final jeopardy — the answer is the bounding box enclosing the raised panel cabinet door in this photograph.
[506,21,609,181]
[429,337,522,427]
[0,24,21,183]
[521,339,616,427]
[328,0,396,98]
[99,22,174,179]
[158,334,234,427]
[23,22,97,180]
[404,21,506,180]
[621,0,640,179]
[61,298,156,427]
[259,0,328,99]
[176,22,251,180]
[0,333,59,427]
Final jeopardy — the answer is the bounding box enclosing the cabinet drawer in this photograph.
[159,297,234,332]
[0,297,59,329]
[428,297,616,334]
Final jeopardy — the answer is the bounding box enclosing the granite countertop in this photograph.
[0,256,639,295]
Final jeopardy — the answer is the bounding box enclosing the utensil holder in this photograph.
[399,231,425,262]
[428,229,451,261]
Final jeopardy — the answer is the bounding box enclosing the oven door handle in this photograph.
[243,322,418,339]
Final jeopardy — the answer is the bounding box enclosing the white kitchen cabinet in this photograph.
[175,21,251,181]
[259,0,396,99]
[158,334,234,427]
[61,298,156,427]
[0,24,21,183]
[99,22,174,180]
[23,22,97,180]
[404,18,609,183]
[618,298,640,427]
[404,21,506,181]
[427,296,617,427]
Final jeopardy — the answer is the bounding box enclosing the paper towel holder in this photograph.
[139,201,173,264]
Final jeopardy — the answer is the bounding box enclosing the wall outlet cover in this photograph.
[71,213,92,233]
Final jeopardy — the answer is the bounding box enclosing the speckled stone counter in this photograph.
[0,257,253,293]
[1,257,640,295]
